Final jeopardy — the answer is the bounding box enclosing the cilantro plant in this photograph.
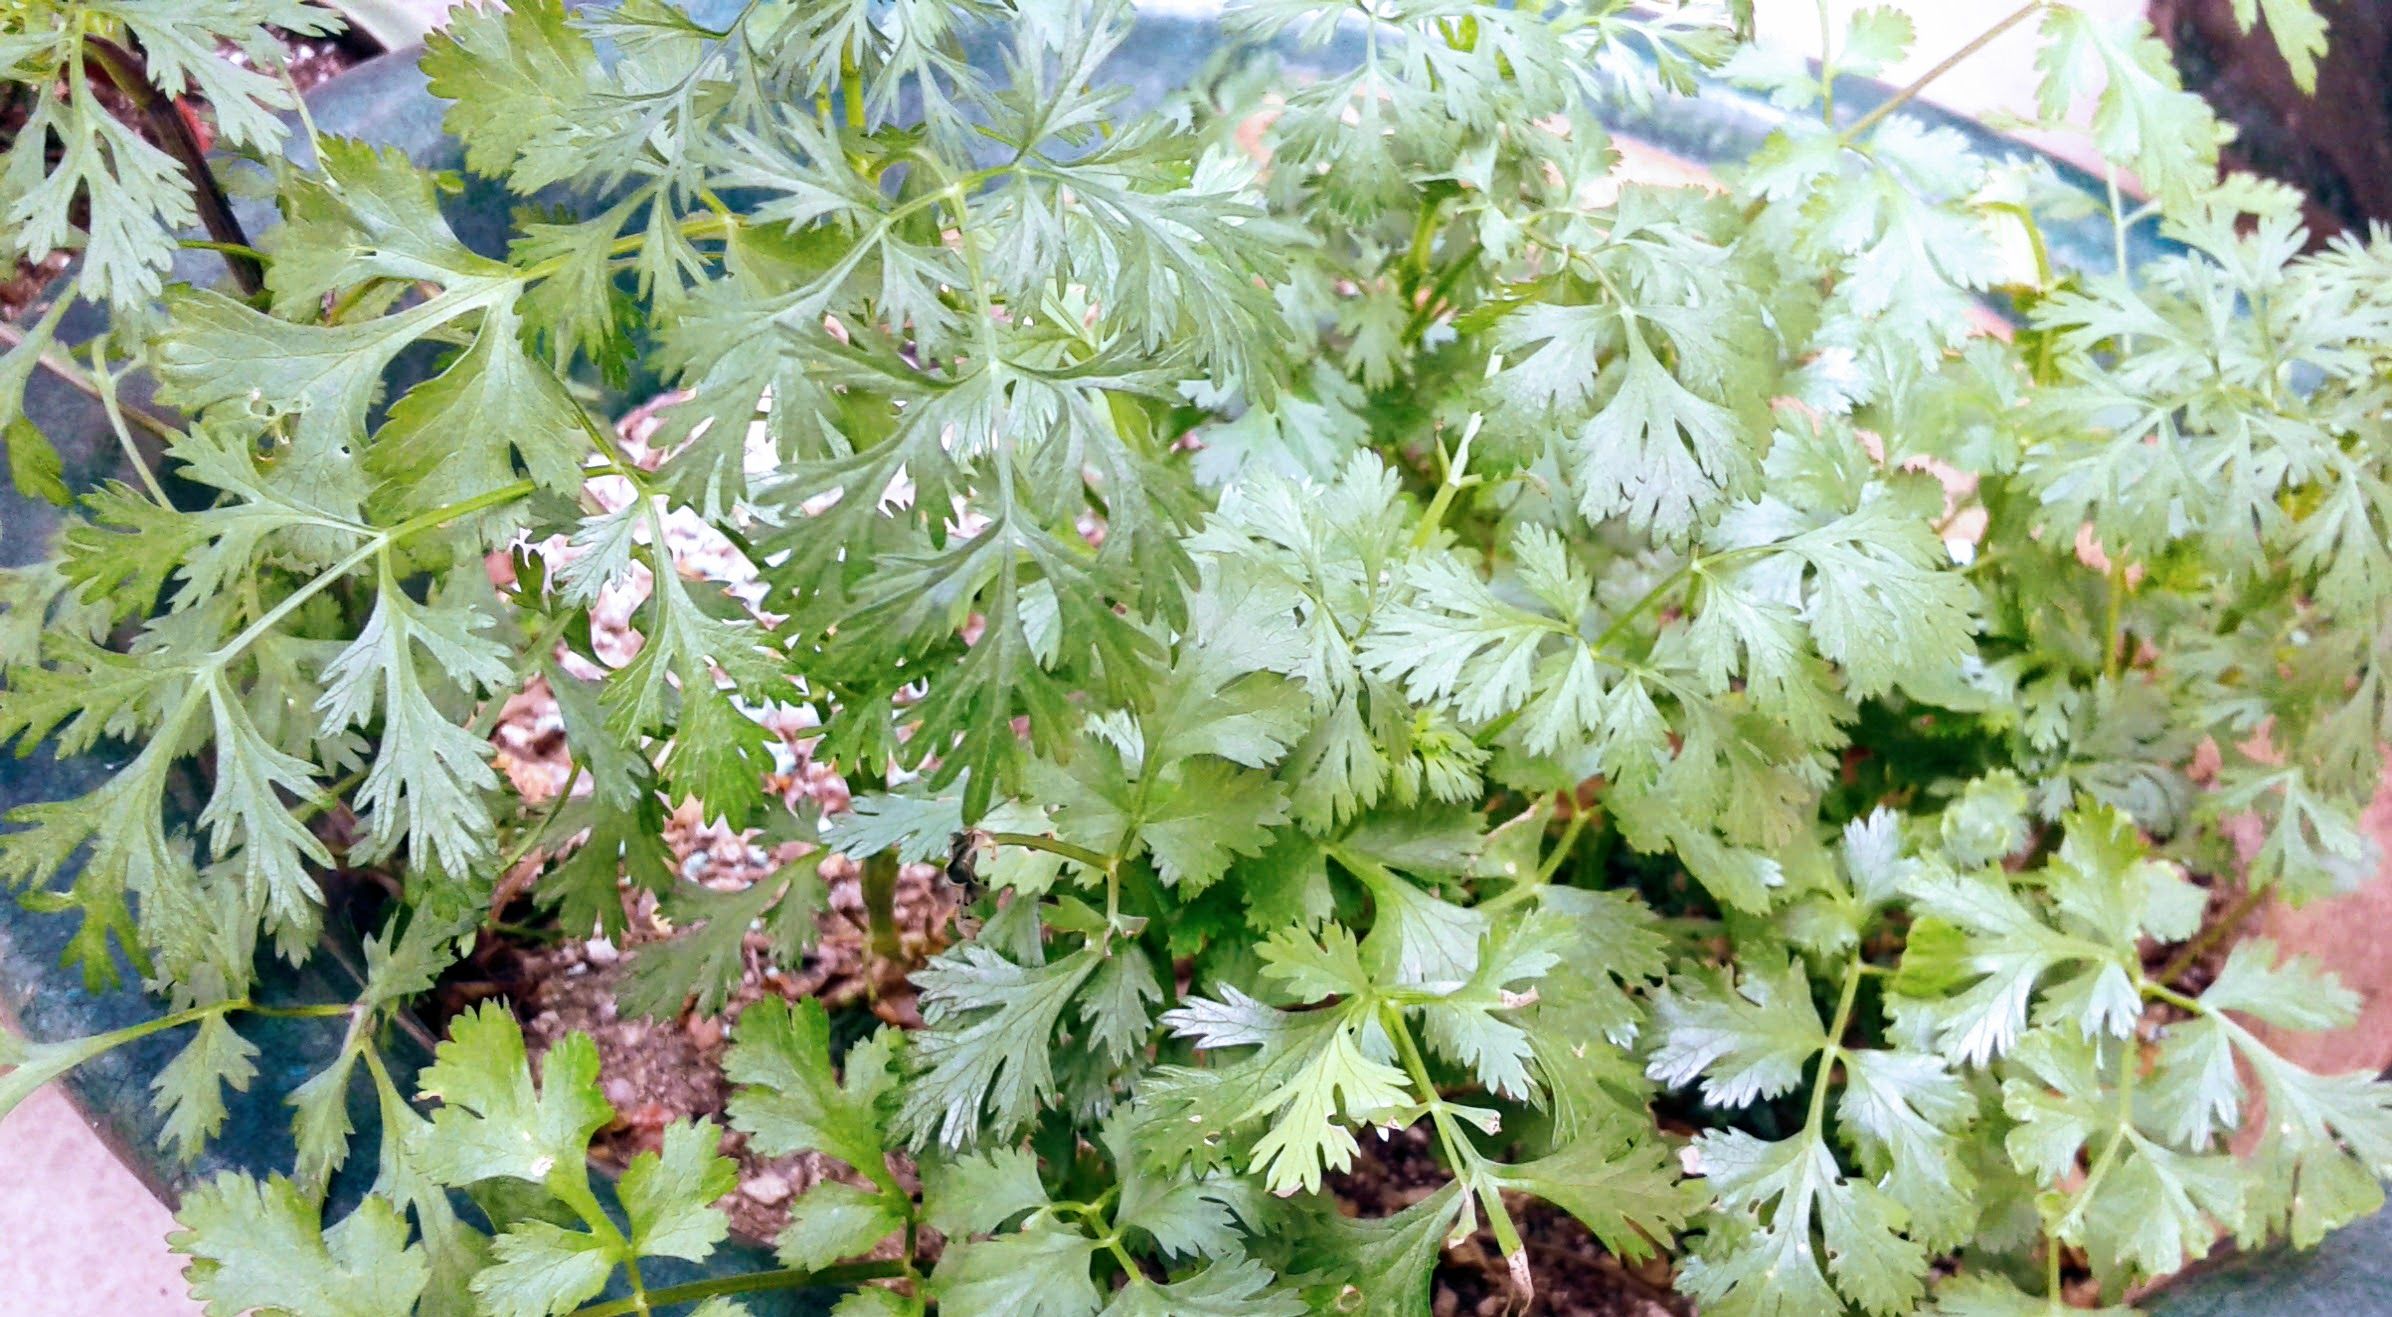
[3,0,2390,1312]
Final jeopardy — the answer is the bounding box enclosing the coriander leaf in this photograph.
[622,859,822,1018]
[2229,0,2329,94]
[901,943,1103,1148]
[1275,1181,1462,1317]
[929,1225,1102,1317]
[727,999,900,1186]
[152,1012,259,1162]
[620,1119,737,1262]
[1158,988,1410,1195]
[1101,1259,1306,1317]
[171,1175,426,1317]
[1489,1125,1698,1262]
[924,1147,1051,1238]
[776,1181,903,1270]
[316,566,513,874]
[409,1003,612,1191]
[1647,957,1828,1107]
[1681,1128,1928,1316]
[474,1221,617,1317]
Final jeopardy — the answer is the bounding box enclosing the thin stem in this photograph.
[1838,1,2044,144]
[1815,0,1838,125]
[2102,557,2129,679]
[82,36,264,295]
[87,337,173,505]
[1591,553,1709,654]
[861,850,902,965]
[1803,952,1868,1139]
[203,480,537,672]
[179,239,272,265]
[2142,979,2204,1015]
[568,1263,907,1317]
[1536,803,1586,884]
[2056,1038,2139,1239]
[1480,801,1584,912]
[1383,1003,1529,1289]
[1409,418,1479,551]
[0,321,182,445]
[1400,240,1483,345]
[492,762,584,890]
[243,1001,355,1020]
[2153,884,2270,988]
[987,831,1116,874]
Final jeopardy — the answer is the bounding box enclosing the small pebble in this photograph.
[742,1172,793,1205]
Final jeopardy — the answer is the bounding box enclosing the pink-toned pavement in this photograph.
[0,1085,197,1315]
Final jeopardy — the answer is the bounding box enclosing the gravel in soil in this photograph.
[459,395,1697,1307]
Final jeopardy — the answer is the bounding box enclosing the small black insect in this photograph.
[945,828,990,888]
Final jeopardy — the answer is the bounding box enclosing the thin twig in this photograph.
[82,36,265,296]
[1838,1,2046,145]
[0,320,183,444]
[2155,884,2271,988]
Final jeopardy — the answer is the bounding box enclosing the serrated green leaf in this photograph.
[172,1175,426,1317]
[621,1119,736,1262]
[776,1180,903,1269]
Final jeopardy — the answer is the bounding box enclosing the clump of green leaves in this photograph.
[3,0,2390,1313]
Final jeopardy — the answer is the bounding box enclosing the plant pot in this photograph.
[0,8,2371,1312]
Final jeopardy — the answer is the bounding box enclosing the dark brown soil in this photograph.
[489,883,948,1249]
[1333,1124,1690,1317]
[2158,0,2392,237]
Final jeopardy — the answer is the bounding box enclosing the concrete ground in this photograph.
[0,1087,196,1315]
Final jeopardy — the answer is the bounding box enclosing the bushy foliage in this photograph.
[3,0,2389,1312]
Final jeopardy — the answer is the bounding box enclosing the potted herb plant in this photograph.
[3,0,2389,1313]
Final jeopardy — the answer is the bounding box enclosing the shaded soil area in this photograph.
[1333,1124,1690,1317]
[2158,0,2392,237]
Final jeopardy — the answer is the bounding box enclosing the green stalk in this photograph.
[861,850,903,966]
[987,831,1117,873]
[0,317,182,447]
[202,480,537,674]
[1381,1003,1529,1289]
[1802,953,1868,1141]
[1837,1,2045,144]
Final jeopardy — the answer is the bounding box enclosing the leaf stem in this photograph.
[1837,1,2044,144]
[178,239,272,265]
[81,35,264,296]
[491,761,584,897]
[243,1001,355,1019]
[1382,1002,1529,1294]
[86,336,174,505]
[2102,556,2129,679]
[987,831,1115,874]
[0,320,182,445]
[1803,951,1867,1139]
[1400,239,1483,345]
[2152,884,2269,989]
[203,480,537,672]
[2055,1035,2141,1240]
